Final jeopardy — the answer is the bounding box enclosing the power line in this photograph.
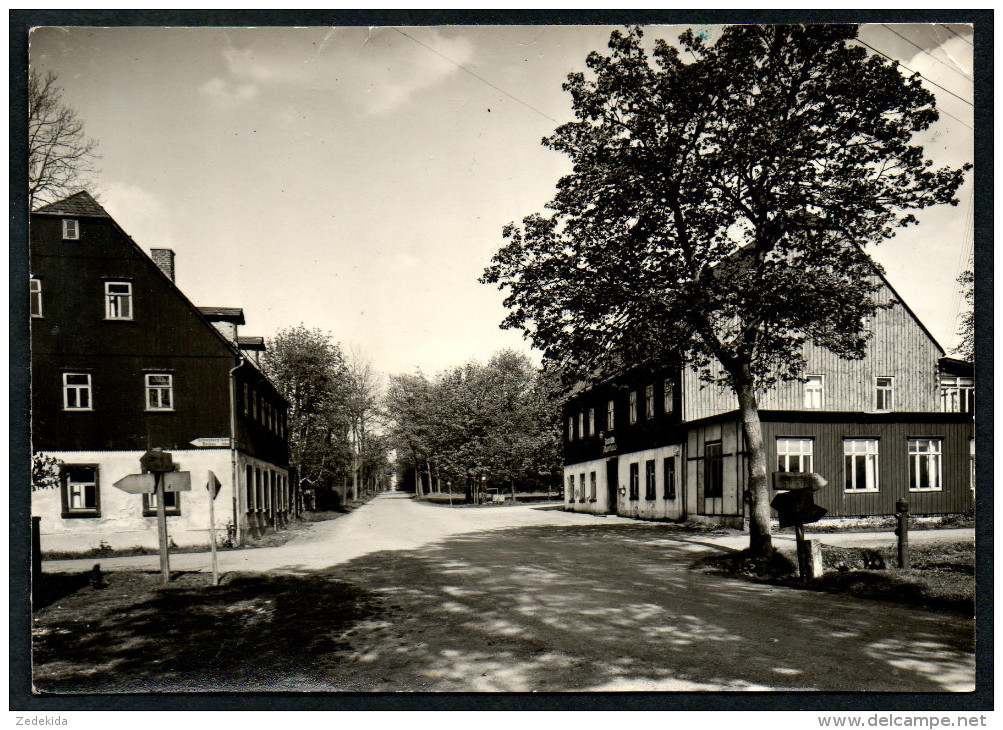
[939,24,974,47]
[856,38,974,107]
[392,27,558,124]
[880,24,972,81]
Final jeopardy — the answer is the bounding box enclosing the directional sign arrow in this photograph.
[163,471,192,492]
[190,437,231,448]
[113,473,156,494]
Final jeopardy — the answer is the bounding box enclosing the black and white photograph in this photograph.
[15,13,987,709]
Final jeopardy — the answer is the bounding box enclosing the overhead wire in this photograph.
[392,27,558,124]
[939,24,974,47]
[879,24,972,81]
[855,38,974,107]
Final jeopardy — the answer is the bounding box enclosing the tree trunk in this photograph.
[510,477,515,503]
[735,377,772,558]
[425,460,433,497]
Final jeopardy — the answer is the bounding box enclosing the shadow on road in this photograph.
[33,523,974,693]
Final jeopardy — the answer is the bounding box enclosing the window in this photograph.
[629,462,640,500]
[607,400,615,431]
[704,441,723,498]
[567,475,575,501]
[62,372,92,410]
[875,377,894,411]
[579,473,586,502]
[940,376,974,413]
[253,390,259,421]
[590,471,597,501]
[803,375,823,409]
[145,373,173,411]
[588,408,595,436]
[663,457,676,500]
[243,383,250,416]
[62,219,79,240]
[644,460,656,500]
[776,438,814,473]
[909,438,943,492]
[30,278,42,317]
[247,464,255,510]
[567,416,574,441]
[645,384,655,419]
[62,465,99,516]
[578,412,584,439]
[143,490,180,516]
[629,391,638,424]
[104,281,133,320]
[663,378,673,414]
[844,439,879,492]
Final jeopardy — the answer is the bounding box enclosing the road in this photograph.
[41,494,975,692]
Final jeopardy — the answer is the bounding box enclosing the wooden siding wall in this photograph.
[685,420,746,517]
[762,419,973,517]
[682,280,943,421]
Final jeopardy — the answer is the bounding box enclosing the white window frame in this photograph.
[104,281,133,320]
[607,399,615,431]
[30,278,43,317]
[62,372,93,411]
[970,438,975,491]
[145,373,174,411]
[588,408,595,436]
[874,376,894,412]
[63,465,99,514]
[803,375,824,410]
[908,438,943,492]
[577,411,584,439]
[663,378,673,414]
[776,437,814,473]
[62,219,79,240]
[645,384,655,419]
[844,439,879,493]
[940,376,974,413]
[567,416,574,441]
[629,391,638,424]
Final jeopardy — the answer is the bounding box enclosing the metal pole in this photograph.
[208,479,219,586]
[156,472,170,585]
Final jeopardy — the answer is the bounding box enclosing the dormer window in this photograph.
[62,219,80,240]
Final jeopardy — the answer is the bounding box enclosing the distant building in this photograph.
[562,272,974,522]
[30,191,292,553]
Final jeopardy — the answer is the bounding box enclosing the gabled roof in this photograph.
[238,336,266,351]
[197,306,245,324]
[33,191,111,218]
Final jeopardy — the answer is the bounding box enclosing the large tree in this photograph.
[28,69,100,211]
[482,25,968,557]
[954,261,974,363]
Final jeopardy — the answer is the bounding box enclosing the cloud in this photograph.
[198,76,260,106]
[203,27,475,116]
[99,182,175,249]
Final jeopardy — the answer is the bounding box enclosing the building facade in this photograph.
[30,192,292,553]
[562,275,974,521]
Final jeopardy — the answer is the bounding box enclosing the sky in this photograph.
[28,23,975,381]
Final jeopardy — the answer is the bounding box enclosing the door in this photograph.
[605,457,619,515]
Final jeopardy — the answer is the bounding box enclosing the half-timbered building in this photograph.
[562,273,975,522]
[30,191,292,553]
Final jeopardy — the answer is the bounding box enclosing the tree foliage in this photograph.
[28,69,100,211]
[31,452,63,491]
[385,350,562,498]
[954,262,974,363]
[482,25,969,555]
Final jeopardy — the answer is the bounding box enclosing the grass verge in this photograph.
[694,540,974,616]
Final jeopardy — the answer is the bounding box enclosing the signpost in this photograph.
[206,470,222,585]
[771,472,829,582]
[190,437,231,448]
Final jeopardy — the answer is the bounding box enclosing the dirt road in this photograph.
[38,494,975,692]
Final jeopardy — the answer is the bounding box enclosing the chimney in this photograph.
[151,248,176,282]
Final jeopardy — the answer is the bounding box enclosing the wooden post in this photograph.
[155,472,170,585]
[208,480,219,586]
[794,523,809,583]
[896,499,910,569]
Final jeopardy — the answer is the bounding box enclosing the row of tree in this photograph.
[385,350,562,501]
[260,325,390,509]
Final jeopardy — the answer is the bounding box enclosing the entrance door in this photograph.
[605,457,619,515]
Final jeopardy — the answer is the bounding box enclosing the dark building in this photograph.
[30,191,291,552]
[562,273,974,522]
